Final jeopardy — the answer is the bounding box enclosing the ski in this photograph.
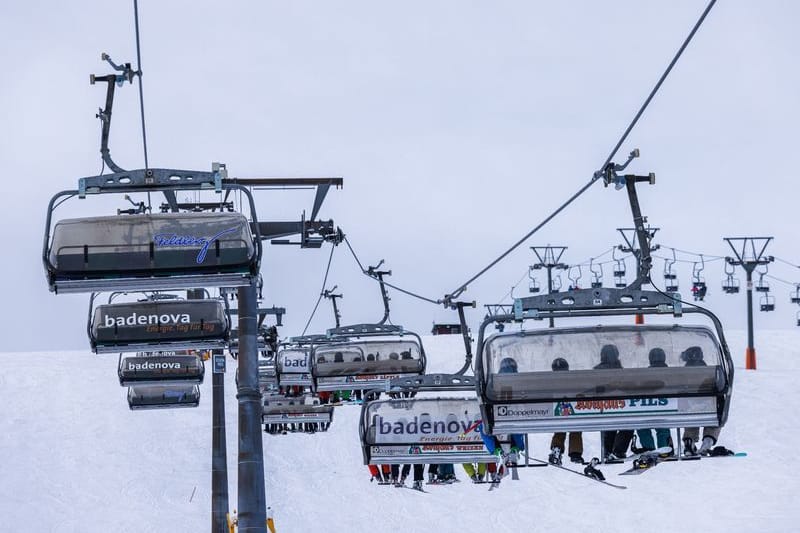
[397,484,427,493]
[527,457,627,489]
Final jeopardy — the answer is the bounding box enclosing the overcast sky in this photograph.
[2,1,799,352]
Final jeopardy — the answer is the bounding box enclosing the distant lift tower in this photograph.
[724,237,774,370]
[530,246,568,327]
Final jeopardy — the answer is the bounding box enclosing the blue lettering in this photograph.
[153,226,239,264]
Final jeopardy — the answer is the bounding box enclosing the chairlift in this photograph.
[760,294,775,312]
[755,274,770,293]
[311,324,426,393]
[796,310,800,327]
[127,384,201,410]
[118,351,204,386]
[89,296,230,354]
[360,375,504,465]
[528,278,541,294]
[276,341,314,389]
[43,168,262,294]
[262,392,333,434]
[528,267,540,294]
[567,265,582,291]
[664,250,679,292]
[475,287,734,435]
[551,274,563,293]
[589,258,603,289]
[722,263,740,294]
[258,358,279,391]
[663,249,677,280]
[691,257,707,290]
[612,248,627,278]
[791,285,800,304]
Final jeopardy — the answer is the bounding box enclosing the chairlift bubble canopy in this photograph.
[476,287,734,435]
[90,298,229,354]
[311,325,426,392]
[127,384,201,410]
[118,351,205,386]
[46,212,257,294]
[261,392,334,426]
[43,167,263,294]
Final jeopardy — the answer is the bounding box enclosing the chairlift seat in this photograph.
[118,353,204,386]
[361,397,504,465]
[591,282,603,289]
[46,213,257,293]
[91,299,229,354]
[666,283,679,292]
[127,384,200,410]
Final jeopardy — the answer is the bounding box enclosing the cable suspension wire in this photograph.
[343,236,442,305]
[133,0,149,169]
[660,245,726,260]
[765,274,799,288]
[774,257,800,269]
[653,253,725,265]
[444,0,718,301]
[301,244,337,335]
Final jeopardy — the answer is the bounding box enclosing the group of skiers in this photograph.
[547,344,726,468]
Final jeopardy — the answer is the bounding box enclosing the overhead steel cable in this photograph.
[133,0,149,170]
[301,244,337,335]
[444,0,718,302]
[774,257,800,269]
[343,236,442,305]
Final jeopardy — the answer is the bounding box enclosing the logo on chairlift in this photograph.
[153,226,239,264]
[554,402,575,416]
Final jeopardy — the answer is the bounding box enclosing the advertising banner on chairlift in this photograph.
[93,300,228,344]
[278,349,311,385]
[366,398,496,462]
[493,396,717,422]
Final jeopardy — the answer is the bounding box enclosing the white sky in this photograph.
[2,1,799,351]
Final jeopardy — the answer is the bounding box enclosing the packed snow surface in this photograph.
[1,331,796,533]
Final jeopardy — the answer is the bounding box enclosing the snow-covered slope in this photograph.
[1,332,796,533]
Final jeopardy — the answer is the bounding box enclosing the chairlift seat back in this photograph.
[91,299,229,353]
[47,213,256,293]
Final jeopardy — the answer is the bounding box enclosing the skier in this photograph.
[634,348,673,454]
[549,357,584,464]
[680,346,720,456]
[595,344,634,461]
[480,357,526,481]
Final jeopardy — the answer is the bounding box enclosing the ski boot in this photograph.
[412,480,424,491]
[683,437,698,457]
[583,458,605,481]
[548,447,563,466]
[633,454,657,471]
[398,475,407,487]
[698,436,716,456]
[569,452,585,464]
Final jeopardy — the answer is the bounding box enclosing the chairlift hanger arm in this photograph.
[447,300,476,375]
[89,53,178,211]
